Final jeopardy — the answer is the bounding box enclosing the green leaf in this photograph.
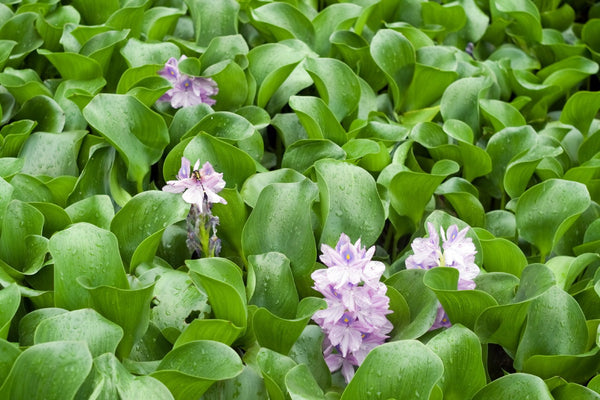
[440,77,490,137]
[137,267,210,343]
[0,341,93,400]
[560,91,600,136]
[424,267,497,331]
[370,29,415,111]
[49,223,129,310]
[71,0,119,25]
[81,281,155,359]
[164,133,256,190]
[240,169,307,208]
[385,270,439,339]
[242,180,318,297]
[0,12,43,62]
[480,98,527,132]
[110,191,190,271]
[38,49,103,80]
[20,131,86,177]
[184,0,239,47]
[435,178,485,227]
[0,199,45,275]
[152,340,244,400]
[426,324,486,400]
[553,383,600,400]
[256,347,297,400]
[120,38,180,68]
[83,94,170,190]
[288,325,331,391]
[76,353,174,400]
[516,179,591,260]
[248,252,299,319]
[187,258,247,332]
[281,139,346,173]
[312,4,362,56]
[65,195,114,230]
[314,159,385,247]
[13,95,65,133]
[0,339,19,387]
[142,7,185,41]
[341,340,443,400]
[186,111,256,142]
[250,3,315,47]
[34,308,123,358]
[205,59,248,111]
[285,364,325,400]
[471,373,553,400]
[303,57,360,122]
[252,297,325,355]
[174,319,244,348]
[289,96,347,146]
[0,284,19,340]
[388,159,460,234]
[514,285,588,370]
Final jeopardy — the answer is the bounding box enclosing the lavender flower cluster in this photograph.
[311,234,393,383]
[158,55,218,108]
[406,222,480,329]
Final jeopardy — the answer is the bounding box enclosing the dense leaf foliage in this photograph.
[0,0,600,398]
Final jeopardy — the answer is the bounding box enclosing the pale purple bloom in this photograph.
[162,157,227,213]
[312,233,392,383]
[406,223,480,330]
[158,56,218,108]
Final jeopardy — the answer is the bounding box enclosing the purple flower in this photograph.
[158,56,218,108]
[406,222,480,330]
[312,233,392,383]
[162,157,227,213]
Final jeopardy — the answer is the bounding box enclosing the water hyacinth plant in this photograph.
[1,0,600,398]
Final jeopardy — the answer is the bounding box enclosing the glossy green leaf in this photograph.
[187,257,247,331]
[285,364,325,400]
[240,169,307,208]
[560,91,600,136]
[0,339,19,387]
[83,94,169,190]
[50,223,128,310]
[312,4,362,56]
[253,297,325,355]
[256,347,297,400]
[514,285,588,369]
[0,199,45,275]
[553,383,600,400]
[248,252,298,319]
[289,96,347,146]
[205,59,248,111]
[427,324,486,400]
[34,308,123,357]
[370,29,415,111]
[20,131,86,177]
[111,191,190,270]
[251,3,315,47]
[0,13,43,62]
[385,269,439,339]
[303,57,360,122]
[71,0,119,25]
[281,139,346,173]
[137,266,210,344]
[516,179,591,260]
[242,180,318,297]
[388,159,460,234]
[174,319,244,348]
[424,267,497,331]
[0,284,19,340]
[441,77,490,137]
[314,159,385,247]
[152,340,244,400]
[0,341,92,399]
[472,373,553,400]
[341,340,443,400]
[76,352,174,400]
[288,325,331,391]
[81,281,155,359]
[65,195,114,230]
[38,49,103,80]
[120,38,180,68]
[184,0,239,47]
